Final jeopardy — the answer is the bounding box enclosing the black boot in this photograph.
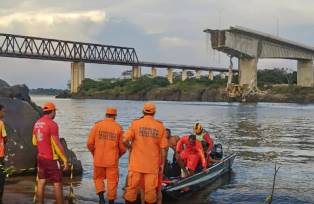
[109,200,115,204]
[98,191,106,204]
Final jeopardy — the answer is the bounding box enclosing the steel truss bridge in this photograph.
[0,32,235,72]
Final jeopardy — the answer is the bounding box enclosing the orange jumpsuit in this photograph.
[87,118,126,200]
[176,135,206,171]
[123,115,168,203]
[0,120,6,158]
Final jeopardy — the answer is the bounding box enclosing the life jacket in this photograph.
[196,130,208,142]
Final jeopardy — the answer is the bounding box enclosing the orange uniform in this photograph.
[0,121,6,158]
[123,115,168,203]
[176,135,206,171]
[87,118,126,200]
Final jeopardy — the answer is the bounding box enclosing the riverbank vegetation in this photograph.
[72,75,230,101]
[60,68,314,103]
[30,88,65,96]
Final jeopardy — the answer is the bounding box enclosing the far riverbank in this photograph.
[57,76,314,104]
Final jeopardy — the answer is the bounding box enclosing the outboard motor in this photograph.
[210,143,223,160]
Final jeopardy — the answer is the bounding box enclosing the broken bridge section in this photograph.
[204,26,314,87]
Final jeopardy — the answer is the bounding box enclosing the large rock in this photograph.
[0,79,82,176]
[1,97,39,173]
[0,84,31,103]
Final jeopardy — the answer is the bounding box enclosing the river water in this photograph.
[5,96,314,204]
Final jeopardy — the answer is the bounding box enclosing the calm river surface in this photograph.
[6,96,314,204]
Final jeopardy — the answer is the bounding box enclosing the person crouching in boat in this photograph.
[175,134,207,177]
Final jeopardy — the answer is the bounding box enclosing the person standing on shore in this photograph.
[123,103,168,204]
[32,102,69,204]
[0,104,7,204]
[87,107,126,204]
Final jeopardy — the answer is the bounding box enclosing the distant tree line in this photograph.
[30,88,65,96]
[257,68,297,86]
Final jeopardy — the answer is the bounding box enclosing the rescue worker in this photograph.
[163,133,181,182]
[193,123,214,152]
[148,129,179,204]
[87,107,126,204]
[0,104,7,204]
[168,135,180,152]
[32,102,69,204]
[176,134,207,176]
[123,103,168,204]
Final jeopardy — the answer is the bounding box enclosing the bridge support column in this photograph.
[297,60,314,87]
[151,67,157,78]
[132,66,141,80]
[239,57,257,88]
[71,62,85,94]
[195,69,201,79]
[181,70,187,81]
[208,71,214,80]
[167,68,174,84]
[227,69,233,85]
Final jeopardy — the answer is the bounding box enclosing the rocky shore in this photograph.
[67,85,314,104]
[0,79,82,176]
[71,86,229,102]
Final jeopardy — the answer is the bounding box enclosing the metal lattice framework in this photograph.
[0,33,139,65]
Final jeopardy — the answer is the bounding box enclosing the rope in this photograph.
[68,163,75,201]
[33,174,38,203]
[66,148,76,203]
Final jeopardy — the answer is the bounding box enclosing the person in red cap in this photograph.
[32,102,69,204]
[123,103,168,204]
[87,107,126,204]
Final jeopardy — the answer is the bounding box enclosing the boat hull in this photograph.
[162,153,236,200]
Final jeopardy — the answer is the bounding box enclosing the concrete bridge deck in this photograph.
[204,26,314,87]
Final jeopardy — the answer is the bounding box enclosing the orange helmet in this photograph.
[106,107,117,115]
[193,123,203,134]
[143,103,156,114]
[42,102,57,112]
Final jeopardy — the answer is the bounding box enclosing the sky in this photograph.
[1,0,314,88]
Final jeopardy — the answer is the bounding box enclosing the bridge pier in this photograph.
[132,66,141,80]
[151,67,157,78]
[208,71,214,80]
[167,68,174,84]
[238,57,257,88]
[227,69,233,85]
[181,70,187,81]
[297,60,314,87]
[71,62,85,94]
[195,69,201,79]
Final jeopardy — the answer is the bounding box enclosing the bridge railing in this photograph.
[0,33,139,65]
